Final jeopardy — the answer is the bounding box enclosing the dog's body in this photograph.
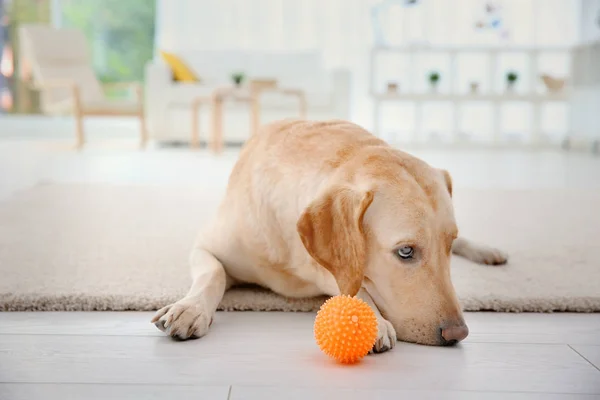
[153,119,507,350]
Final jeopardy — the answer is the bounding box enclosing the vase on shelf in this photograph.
[469,82,479,94]
[386,82,399,95]
[540,74,566,93]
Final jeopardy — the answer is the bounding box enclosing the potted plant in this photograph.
[231,72,245,87]
[428,71,440,91]
[506,71,518,91]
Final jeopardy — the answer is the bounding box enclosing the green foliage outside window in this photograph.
[59,0,155,84]
[4,0,51,114]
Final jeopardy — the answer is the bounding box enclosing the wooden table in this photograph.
[190,96,212,149]
[249,87,307,139]
[210,87,255,153]
[195,85,307,153]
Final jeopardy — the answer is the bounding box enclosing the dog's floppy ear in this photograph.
[297,186,374,297]
[440,169,453,197]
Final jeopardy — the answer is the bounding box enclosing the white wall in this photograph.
[155,0,367,68]
[155,0,582,138]
[571,0,600,144]
[155,0,582,54]
[580,0,600,43]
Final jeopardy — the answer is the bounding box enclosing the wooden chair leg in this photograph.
[135,84,147,149]
[211,96,224,153]
[285,89,307,119]
[250,92,260,136]
[298,93,307,119]
[191,98,202,149]
[139,111,148,149]
[72,85,84,149]
[75,111,84,149]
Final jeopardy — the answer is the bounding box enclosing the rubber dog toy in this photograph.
[314,295,378,363]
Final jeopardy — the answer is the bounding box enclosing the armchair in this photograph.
[19,24,146,149]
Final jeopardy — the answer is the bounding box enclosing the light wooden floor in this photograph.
[0,136,599,399]
[0,312,599,399]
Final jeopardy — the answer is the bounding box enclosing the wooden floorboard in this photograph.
[229,386,600,400]
[570,345,600,370]
[0,312,599,395]
[1,312,599,345]
[0,383,230,400]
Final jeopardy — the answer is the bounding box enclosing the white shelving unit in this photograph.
[569,39,600,153]
[370,45,573,145]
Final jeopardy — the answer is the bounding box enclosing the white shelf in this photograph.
[369,43,573,145]
[373,45,573,53]
[372,92,569,102]
[569,39,600,150]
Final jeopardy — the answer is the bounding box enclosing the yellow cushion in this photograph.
[160,51,199,82]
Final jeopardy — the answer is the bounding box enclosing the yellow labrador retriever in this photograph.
[152,119,507,351]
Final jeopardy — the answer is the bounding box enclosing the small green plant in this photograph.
[506,71,518,85]
[231,72,245,86]
[428,71,440,86]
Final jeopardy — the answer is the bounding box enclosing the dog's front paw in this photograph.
[151,298,213,340]
[370,317,396,354]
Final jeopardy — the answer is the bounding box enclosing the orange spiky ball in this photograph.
[314,295,378,364]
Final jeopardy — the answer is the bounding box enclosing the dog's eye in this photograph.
[397,246,414,260]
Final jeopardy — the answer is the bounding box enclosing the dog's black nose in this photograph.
[439,324,469,346]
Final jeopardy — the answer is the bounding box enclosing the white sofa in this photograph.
[144,51,351,145]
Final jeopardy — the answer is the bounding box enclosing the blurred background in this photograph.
[0,0,598,151]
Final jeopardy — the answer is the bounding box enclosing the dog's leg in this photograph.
[356,288,396,353]
[452,237,507,265]
[151,247,232,340]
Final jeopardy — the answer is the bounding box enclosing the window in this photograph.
[55,0,156,84]
[0,0,155,114]
[0,0,51,114]
[0,0,11,113]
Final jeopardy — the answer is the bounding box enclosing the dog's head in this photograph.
[297,148,467,346]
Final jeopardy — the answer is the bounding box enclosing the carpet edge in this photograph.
[2,291,599,312]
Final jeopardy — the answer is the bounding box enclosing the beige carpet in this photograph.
[0,183,599,313]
